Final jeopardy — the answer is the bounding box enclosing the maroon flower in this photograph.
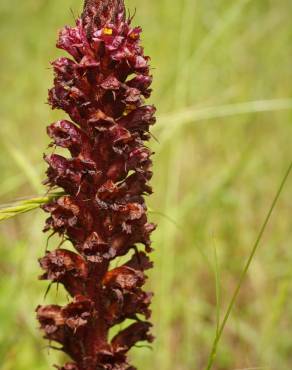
[37,0,156,369]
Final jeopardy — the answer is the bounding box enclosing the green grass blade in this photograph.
[174,0,197,108]
[156,98,292,146]
[159,98,292,126]
[185,0,251,102]
[0,192,64,222]
[212,236,221,336]
[4,142,43,193]
[187,0,251,69]
[204,161,292,370]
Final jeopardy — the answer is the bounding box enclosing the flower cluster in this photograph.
[36,1,156,369]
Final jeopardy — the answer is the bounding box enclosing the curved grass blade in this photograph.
[156,98,292,147]
[204,161,292,370]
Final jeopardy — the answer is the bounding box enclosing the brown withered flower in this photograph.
[37,0,156,369]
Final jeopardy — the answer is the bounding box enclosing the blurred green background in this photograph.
[0,0,292,369]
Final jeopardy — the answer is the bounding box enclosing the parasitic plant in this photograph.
[36,1,156,369]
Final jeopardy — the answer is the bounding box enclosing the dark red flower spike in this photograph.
[37,1,156,369]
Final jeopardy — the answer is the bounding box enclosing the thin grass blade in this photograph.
[204,161,292,370]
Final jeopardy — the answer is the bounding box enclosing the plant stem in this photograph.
[204,161,292,370]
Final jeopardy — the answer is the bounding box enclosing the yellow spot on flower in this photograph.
[129,33,139,40]
[103,28,113,36]
[123,105,136,115]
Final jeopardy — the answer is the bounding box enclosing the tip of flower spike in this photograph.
[82,0,126,35]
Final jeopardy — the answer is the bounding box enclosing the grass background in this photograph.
[0,0,292,369]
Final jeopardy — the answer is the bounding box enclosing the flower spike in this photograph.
[37,1,156,369]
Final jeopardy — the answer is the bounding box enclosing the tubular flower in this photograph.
[36,1,156,369]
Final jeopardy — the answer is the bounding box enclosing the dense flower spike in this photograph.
[37,1,156,369]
